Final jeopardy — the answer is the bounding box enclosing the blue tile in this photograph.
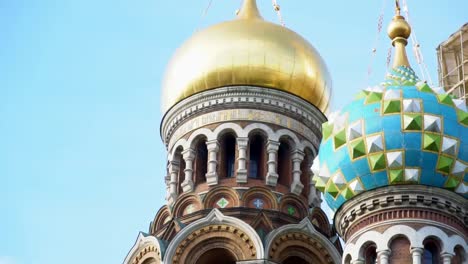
[405,149,422,167]
[385,132,404,150]
[352,158,371,177]
[420,169,435,185]
[360,174,377,190]
[403,132,421,150]
[423,101,441,115]
[340,163,357,182]
[439,105,457,121]
[382,115,401,134]
[363,104,382,118]
[431,172,447,187]
[365,117,384,134]
[421,152,438,171]
[374,171,389,186]
[402,87,420,98]
[444,117,460,138]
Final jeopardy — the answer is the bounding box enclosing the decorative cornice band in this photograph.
[161,86,327,147]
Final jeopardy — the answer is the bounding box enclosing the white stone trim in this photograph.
[163,209,264,262]
[124,233,162,264]
[264,218,342,264]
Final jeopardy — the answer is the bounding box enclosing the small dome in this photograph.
[161,0,331,112]
[313,66,468,211]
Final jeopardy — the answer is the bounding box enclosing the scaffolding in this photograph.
[437,23,468,103]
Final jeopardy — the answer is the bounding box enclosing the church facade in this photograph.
[124,1,467,263]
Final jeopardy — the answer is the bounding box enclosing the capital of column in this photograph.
[206,139,220,151]
[236,137,249,148]
[350,260,364,264]
[266,140,280,152]
[410,247,424,264]
[182,148,196,160]
[377,249,391,264]
[291,149,305,162]
[441,252,454,264]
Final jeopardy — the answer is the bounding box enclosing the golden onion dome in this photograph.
[161,0,332,112]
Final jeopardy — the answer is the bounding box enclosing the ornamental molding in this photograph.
[123,233,163,264]
[334,186,468,238]
[161,86,326,147]
[163,208,264,262]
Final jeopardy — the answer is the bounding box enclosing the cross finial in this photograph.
[395,0,401,15]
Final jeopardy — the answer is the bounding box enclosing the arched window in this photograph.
[219,133,236,178]
[283,256,308,264]
[364,244,377,264]
[300,149,313,197]
[194,138,208,184]
[248,134,265,179]
[277,139,292,186]
[423,239,440,264]
[389,236,411,264]
[174,148,185,195]
[196,248,237,264]
[141,258,157,264]
[453,245,466,264]
[344,254,352,264]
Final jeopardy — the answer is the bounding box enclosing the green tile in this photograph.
[437,155,454,174]
[322,122,334,140]
[326,182,339,198]
[417,83,433,93]
[403,114,422,130]
[349,139,366,159]
[313,177,327,192]
[423,133,441,152]
[369,153,386,171]
[389,169,404,183]
[444,176,460,190]
[333,129,346,149]
[365,92,383,104]
[355,90,370,100]
[382,100,401,114]
[341,187,354,199]
[457,109,468,126]
[437,94,454,106]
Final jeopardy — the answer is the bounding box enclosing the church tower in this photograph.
[313,2,468,264]
[124,1,342,263]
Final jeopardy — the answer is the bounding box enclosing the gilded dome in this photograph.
[161,0,331,112]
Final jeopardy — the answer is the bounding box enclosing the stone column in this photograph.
[441,253,453,264]
[309,174,322,207]
[167,160,180,206]
[236,137,248,183]
[265,140,280,186]
[350,260,364,264]
[181,149,195,192]
[290,150,305,195]
[377,249,391,264]
[410,247,424,264]
[205,140,220,186]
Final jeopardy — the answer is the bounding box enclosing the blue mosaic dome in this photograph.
[313,66,468,212]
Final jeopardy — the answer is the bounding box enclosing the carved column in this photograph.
[377,249,391,264]
[290,150,305,195]
[410,247,424,264]
[441,253,453,264]
[181,149,195,192]
[236,137,248,183]
[205,140,220,186]
[350,260,364,264]
[309,176,322,207]
[167,160,180,206]
[265,140,280,186]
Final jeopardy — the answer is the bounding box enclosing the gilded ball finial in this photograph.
[387,15,411,40]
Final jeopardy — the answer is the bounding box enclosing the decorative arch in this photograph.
[151,205,172,234]
[164,209,265,263]
[273,129,301,146]
[123,233,164,264]
[203,186,240,209]
[212,122,243,139]
[244,123,275,138]
[264,218,342,264]
[242,186,279,210]
[279,193,309,219]
[309,207,331,236]
[277,135,294,187]
[247,131,267,180]
[186,128,213,148]
[172,193,203,217]
[217,132,237,179]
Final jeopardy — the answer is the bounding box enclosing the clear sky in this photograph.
[1,1,466,263]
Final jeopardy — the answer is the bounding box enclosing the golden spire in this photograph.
[387,0,411,68]
[237,0,263,20]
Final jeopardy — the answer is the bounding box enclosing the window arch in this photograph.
[300,148,313,197]
[423,238,441,264]
[196,248,237,264]
[219,133,237,178]
[453,245,466,264]
[174,147,185,195]
[277,138,292,186]
[194,138,208,184]
[364,244,377,264]
[389,236,411,264]
[248,134,266,179]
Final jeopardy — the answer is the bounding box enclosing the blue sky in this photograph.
[1,1,466,263]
